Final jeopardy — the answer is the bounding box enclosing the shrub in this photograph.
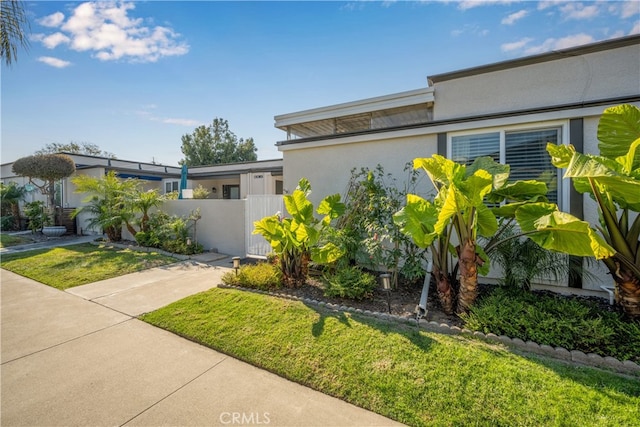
[462,288,640,362]
[192,184,210,199]
[134,210,203,255]
[322,266,377,300]
[24,201,48,232]
[221,262,282,290]
[1,215,15,231]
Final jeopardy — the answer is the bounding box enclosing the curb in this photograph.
[219,284,640,377]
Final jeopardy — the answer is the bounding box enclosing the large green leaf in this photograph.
[393,194,439,248]
[414,155,463,187]
[436,185,460,235]
[466,170,494,204]
[597,104,640,170]
[476,204,498,237]
[284,190,314,223]
[488,180,548,203]
[311,242,344,264]
[515,203,615,259]
[467,156,510,190]
[317,193,345,223]
[547,143,575,169]
[563,151,640,210]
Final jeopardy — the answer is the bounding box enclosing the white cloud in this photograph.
[524,33,594,54]
[558,2,600,20]
[451,24,489,37]
[620,1,640,19]
[162,118,201,127]
[41,32,71,49]
[501,9,528,25]
[38,12,65,27]
[35,1,189,63]
[537,1,563,11]
[37,56,72,68]
[631,21,640,35]
[458,0,518,11]
[501,37,533,52]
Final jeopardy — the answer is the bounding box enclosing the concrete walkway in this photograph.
[1,243,402,426]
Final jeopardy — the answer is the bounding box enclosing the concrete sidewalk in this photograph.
[1,265,403,426]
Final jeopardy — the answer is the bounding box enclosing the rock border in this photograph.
[219,284,640,377]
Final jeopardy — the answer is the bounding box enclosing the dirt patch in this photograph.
[269,275,464,327]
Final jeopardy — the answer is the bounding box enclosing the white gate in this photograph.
[245,195,284,258]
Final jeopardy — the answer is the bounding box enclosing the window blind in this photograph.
[451,132,500,165]
[505,129,559,203]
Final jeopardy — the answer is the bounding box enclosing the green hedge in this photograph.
[462,288,640,362]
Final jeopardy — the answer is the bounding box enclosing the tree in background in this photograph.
[35,142,116,158]
[180,118,257,166]
[1,0,29,66]
[11,154,76,225]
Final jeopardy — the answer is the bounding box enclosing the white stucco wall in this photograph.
[432,43,640,120]
[282,133,438,205]
[163,199,246,256]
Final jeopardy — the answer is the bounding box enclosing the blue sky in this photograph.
[2,1,638,166]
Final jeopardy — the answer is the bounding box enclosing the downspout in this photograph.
[416,257,434,320]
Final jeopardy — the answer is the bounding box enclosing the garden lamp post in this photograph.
[380,273,392,313]
[232,256,241,276]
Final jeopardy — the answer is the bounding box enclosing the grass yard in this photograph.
[0,243,177,289]
[0,233,33,248]
[141,288,640,427]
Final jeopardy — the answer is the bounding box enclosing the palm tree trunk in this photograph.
[457,239,479,314]
[612,265,640,319]
[433,266,455,315]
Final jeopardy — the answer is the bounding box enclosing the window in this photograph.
[450,126,562,205]
[165,180,179,194]
[223,184,240,200]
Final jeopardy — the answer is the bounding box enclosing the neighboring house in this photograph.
[274,34,640,295]
[1,153,283,254]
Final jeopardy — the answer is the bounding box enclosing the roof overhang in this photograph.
[187,159,283,178]
[274,87,434,129]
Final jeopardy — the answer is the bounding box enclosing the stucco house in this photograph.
[274,34,640,295]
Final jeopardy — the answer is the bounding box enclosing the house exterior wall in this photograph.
[431,42,640,120]
[282,133,438,205]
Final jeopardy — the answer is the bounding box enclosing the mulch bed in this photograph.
[271,275,464,327]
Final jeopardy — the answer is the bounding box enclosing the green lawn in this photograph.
[141,288,640,427]
[0,233,33,248]
[0,243,177,289]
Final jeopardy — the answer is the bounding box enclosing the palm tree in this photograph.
[0,182,27,230]
[1,0,30,66]
[72,172,139,242]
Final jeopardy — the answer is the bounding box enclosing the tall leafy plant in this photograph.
[528,104,640,318]
[336,165,427,287]
[395,155,566,314]
[253,178,345,287]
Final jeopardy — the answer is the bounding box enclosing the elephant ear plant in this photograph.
[536,104,640,319]
[395,155,550,314]
[253,178,345,288]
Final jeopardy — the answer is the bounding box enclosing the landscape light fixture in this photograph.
[232,256,241,276]
[380,273,392,313]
